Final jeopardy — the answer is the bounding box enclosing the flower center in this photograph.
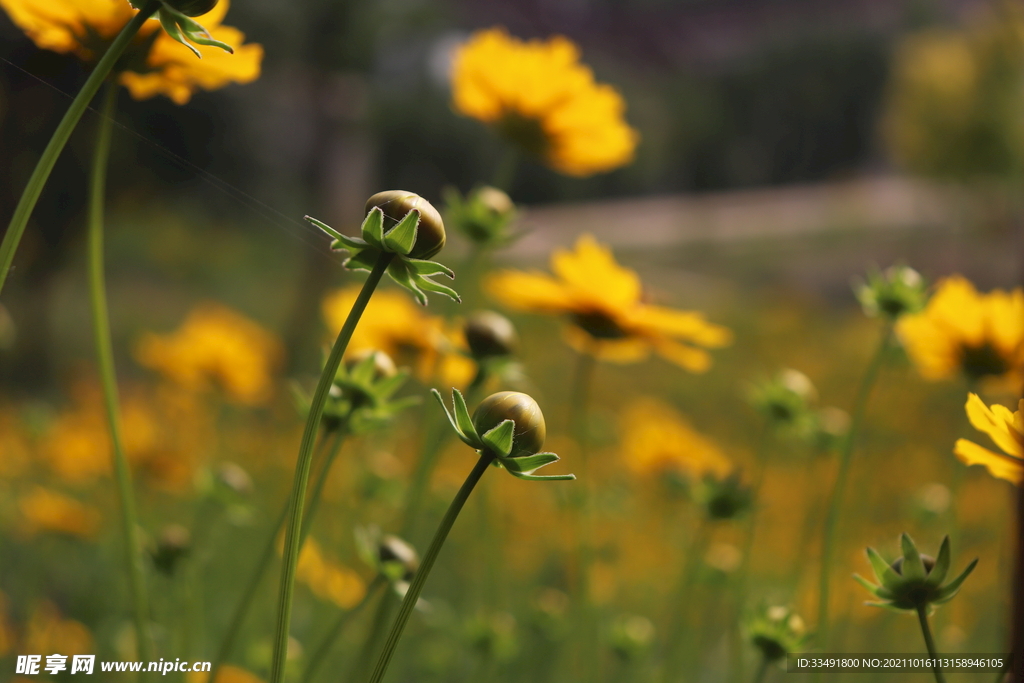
[959,342,1009,381]
[495,112,549,159]
[571,311,629,340]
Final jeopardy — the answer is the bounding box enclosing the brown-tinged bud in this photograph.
[346,349,398,379]
[163,0,219,17]
[472,391,546,458]
[464,311,518,359]
[151,524,191,575]
[378,534,419,581]
[365,190,446,259]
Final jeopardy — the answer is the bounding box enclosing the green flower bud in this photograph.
[855,534,978,611]
[151,524,191,575]
[378,534,419,582]
[855,264,926,319]
[695,472,753,521]
[744,605,808,663]
[464,311,518,359]
[608,615,655,661]
[161,0,218,17]
[444,185,518,246]
[472,391,546,458]
[748,369,817,430]
[365,190,446,259]
[345,349,398,380]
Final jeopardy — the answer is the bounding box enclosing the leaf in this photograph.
[382,210,419,256]
[406,258,455,279]
[933,558,978,604]
[361,207,385,248]
[452,389,480,444]
[158,9,200,58]
[900,533,926,581]
[502,452,560,474]
[866,547,902,589]
[304,215,345,241]
[926,536,951,587]
[482,420,515,457]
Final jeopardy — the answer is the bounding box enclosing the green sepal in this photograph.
[382,210,419,255]
[853,574,893,600]
[173,12,234,52]
[504,469,576,482]
[158,8,200,58]
[387,260,429,306]
[933,558,978,604]
[387,259,460,307]
[413,274,461,303]
[345,249,380,273]
[431,388,466,441]
[900,534,926,581]
[373,371,410,400]
[304,215,345,242]
[501,452,560,473]
[431,388,479,448]
[866,547,903,589]
[926,536,951,587]
[481,420,515,457]
[864,601,910,613]
[361,207,385,248]
[349,353,380,385]
[451,389,480,444]
[406,258,455,278]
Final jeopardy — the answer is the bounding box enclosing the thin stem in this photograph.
[0,1,159,296]
[367,452,494,683]
[269,253,393,683]
[916,605,946,683]
[661,517,712,682]
[751,656,771,683]
[87,81,154,662]
[300,576,385,683]
[816,321,892,648]
[491,147,519,193]
[300,429,347,541]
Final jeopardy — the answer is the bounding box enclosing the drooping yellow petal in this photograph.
[964,392,1024,457]
[550,234,641,311]
[629,305,734,347]
[484,270,575,313]
[953,438,1024,486]
[650,338,713,373]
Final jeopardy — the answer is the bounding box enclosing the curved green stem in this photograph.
[752,656,771,683]
[269,253,393,683]
[300,576,385,683]
[367,452,494,683]
[0,1,159,296]
[916,605,946,683]
[301,429,347,541]
[210,431,344,680]
[87,81,154,662]
[816,321,893,647]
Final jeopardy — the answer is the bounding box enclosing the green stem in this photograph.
[816,321,893,648]
[300,429,347,541]
[269,253,393,683]
[0,1,159,296]
[300,576,385,683]
[210,432,342,680]
[661,517,712,682]
[491,147,519,193]
[367,452,494,683]
[752,656,771,683]
[916,605,946,683]
[87,81,154,662]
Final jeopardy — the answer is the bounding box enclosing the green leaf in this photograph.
[430,388,466,442]
[406,258,455,279]
[304,215,345,241]
[933,558,978,604]
[452,389,480,444]
[482,420,515,457]
[361,207,385,248]
[502,452,560,474]
[926,536,951,587]
[382,210,419,255]
[900,533,926,581]
[853,574,893,600]
[158,9,200,58]
[866,547,902,589]
[414,274,461,303]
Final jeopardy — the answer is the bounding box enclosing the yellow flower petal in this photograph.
[953,438,1023,486]
[484,270,575,313]
[964,392,1024,457]
[562,326,650,363]
[629,305,733,347]
[651,338,713,373]
[0,0,134,54]
[550,235,640,311]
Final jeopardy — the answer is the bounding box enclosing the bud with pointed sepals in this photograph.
[365,190,446,260]
[748,368,817,432]
[744,604,808,663]
[855,264,927,320]
[345,349,398,380]
[443,185,518,247]
[854,534,978,611]
[151,524,191,575]
[472,391,545,458]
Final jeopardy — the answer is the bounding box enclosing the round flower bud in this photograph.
[365,190,446,259]
[346,349,398,380]
[215,462,253,496]
[163,0,219,17]
[891,554,936,576]
[472,391,546,458]
[464,311,518,359]
[151,524,191,575]
[378,534,419,581]
[476,186,514,216]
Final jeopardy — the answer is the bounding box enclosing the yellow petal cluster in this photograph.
[0,0,262,104]
[897,275,1024,385]
[953,393,1023,486]
[21,601,93,656]
[295,537,367,609]
[322,287,474,387]
[620,398,732,479]
[485,234,732,371]
[135,302,283,405]
[451,27,638,177]
[19,487,101,538]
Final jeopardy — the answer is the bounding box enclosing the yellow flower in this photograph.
[484,235,732,371]
[620,398,732,479]
[0,0,262,104]
[19,487,101,538]
[897,275,1024,385]
[22,601,93,656]
[953,393,1023,486]
[135,302,283,405]
[294,537,367,609]
[451,27,639,177]
[321,287,475,386]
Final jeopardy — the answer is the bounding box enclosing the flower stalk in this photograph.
[87,81,154,662]
[916,605,946,683]
[269,252,394,683]
[0,0,160,296]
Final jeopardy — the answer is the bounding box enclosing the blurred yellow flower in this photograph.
[322,287,474,386]
[0,0,262,105]
[620,398,732,479]
[897,275,1024,385]
[294,537,367,609]
[22,601,93,656]
[485,235,732,371]
[451,27,639,177]
[135,302,283,405]
[953,393,1022,486]
[19,487,100,538]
